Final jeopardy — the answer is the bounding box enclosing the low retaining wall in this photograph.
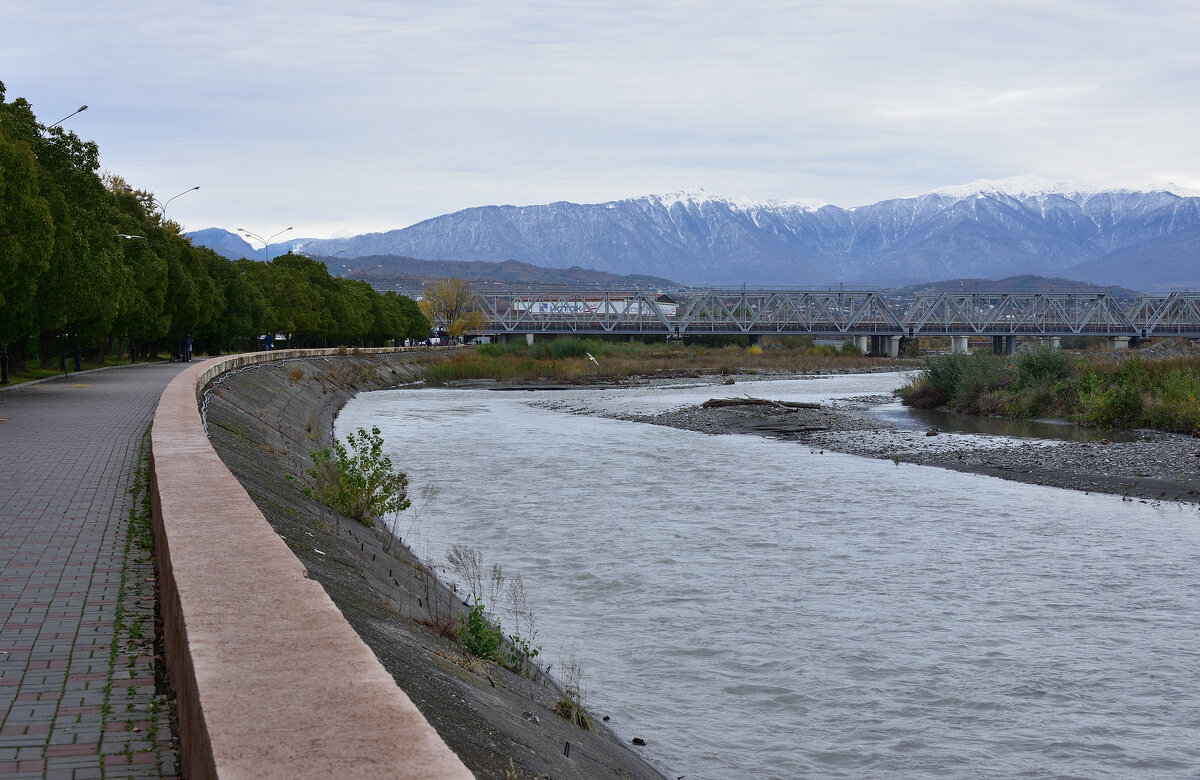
[150,348,472,779]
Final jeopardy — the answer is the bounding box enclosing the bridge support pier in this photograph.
[1108,336,1130,350]
[748,334,762,348]
[854,336,869,355]
[1040,336,1061,349]
[950,336,970,353]
[888,335,901,358]
[991,336,1016,356]
[526,333,535,346]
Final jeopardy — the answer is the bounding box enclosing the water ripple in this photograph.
[340,376,1200,780]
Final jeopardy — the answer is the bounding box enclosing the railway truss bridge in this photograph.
[473,288,1200,357]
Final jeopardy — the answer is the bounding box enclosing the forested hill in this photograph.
[338,255,678,288]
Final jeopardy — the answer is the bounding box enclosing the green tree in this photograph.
[26,115,122,365]
[106,181,169,358]
[263,254,333,344]
[370,291,429,345]
[197,255,268,353]
[0,86,54,357]
[325,276,374,344]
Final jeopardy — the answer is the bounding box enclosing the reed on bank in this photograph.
[424,336,885,384]
[900,343,1200,433]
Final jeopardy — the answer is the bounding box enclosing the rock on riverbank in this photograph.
[202,352,666,780]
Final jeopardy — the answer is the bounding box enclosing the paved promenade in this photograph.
[0,363,187,779]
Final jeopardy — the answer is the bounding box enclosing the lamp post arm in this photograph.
[48,104,88,129]
[238,227,292,262]
[159,186,200,216]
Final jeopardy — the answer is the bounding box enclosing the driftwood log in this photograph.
[701,396,821,410]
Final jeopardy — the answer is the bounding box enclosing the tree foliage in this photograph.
[0,82,428,366]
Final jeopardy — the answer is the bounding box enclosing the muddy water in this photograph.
[339,374,1200,779]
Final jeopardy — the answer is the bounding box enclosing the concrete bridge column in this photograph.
[748,334,762,348]
[526,333,535,346]
[854,335,869,355]
[991,336,1015,355]
[888,335,902,358]
[950,336,970,353]
[1040,336,1061,349]
[1108,336,1130,350]
[499,334,509,344]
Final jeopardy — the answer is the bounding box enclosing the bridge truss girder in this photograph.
[471,287,1200,340]
[1128,293,1200,338]
[674,290,904,335]
[902,292,1139,336]
[474,289,674,335]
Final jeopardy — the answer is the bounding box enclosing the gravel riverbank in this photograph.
[588,377,1200,506]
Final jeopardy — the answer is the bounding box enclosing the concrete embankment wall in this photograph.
[149,348,473,780]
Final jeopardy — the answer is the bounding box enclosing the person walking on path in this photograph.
[0,361,189,778]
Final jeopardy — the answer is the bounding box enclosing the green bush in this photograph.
[474,342,511,357]
[1017,345,1073,388]
[923,352,965,400]
[1082,384,1143,428]
[458,600,541,669]
[303,426,409,527]
[459,601,506,661]
[898,377,948,408]
[546,337,590,359]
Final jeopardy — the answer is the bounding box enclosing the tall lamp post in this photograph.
[237,227,293,262]
[153,186,199,221]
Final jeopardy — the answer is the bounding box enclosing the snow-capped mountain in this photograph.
[198,178,1200,288]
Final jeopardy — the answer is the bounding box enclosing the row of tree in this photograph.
[0,82,429,371]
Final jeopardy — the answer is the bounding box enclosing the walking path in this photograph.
[0,362,187,779]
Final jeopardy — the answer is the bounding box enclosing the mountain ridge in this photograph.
[190,177,1200,289]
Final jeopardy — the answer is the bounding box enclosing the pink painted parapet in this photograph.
[150,351,472,780]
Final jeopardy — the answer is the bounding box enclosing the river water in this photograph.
[338,373,1200,779]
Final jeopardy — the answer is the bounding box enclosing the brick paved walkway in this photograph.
[0,363,188,779]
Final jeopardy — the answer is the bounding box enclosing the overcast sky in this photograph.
[4,1,1198,240]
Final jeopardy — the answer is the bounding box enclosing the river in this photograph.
[338,372,1200,779]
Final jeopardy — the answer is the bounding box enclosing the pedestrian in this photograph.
[184,333,193,362]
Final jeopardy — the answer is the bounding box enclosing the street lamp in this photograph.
[48,104,88,129]
[237,227,293,262]
[114,234,148,362]
[153,186,200,218]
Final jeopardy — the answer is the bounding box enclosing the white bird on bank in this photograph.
[586,352,599,367]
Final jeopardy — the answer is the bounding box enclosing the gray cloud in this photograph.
[3,0,1197,237]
